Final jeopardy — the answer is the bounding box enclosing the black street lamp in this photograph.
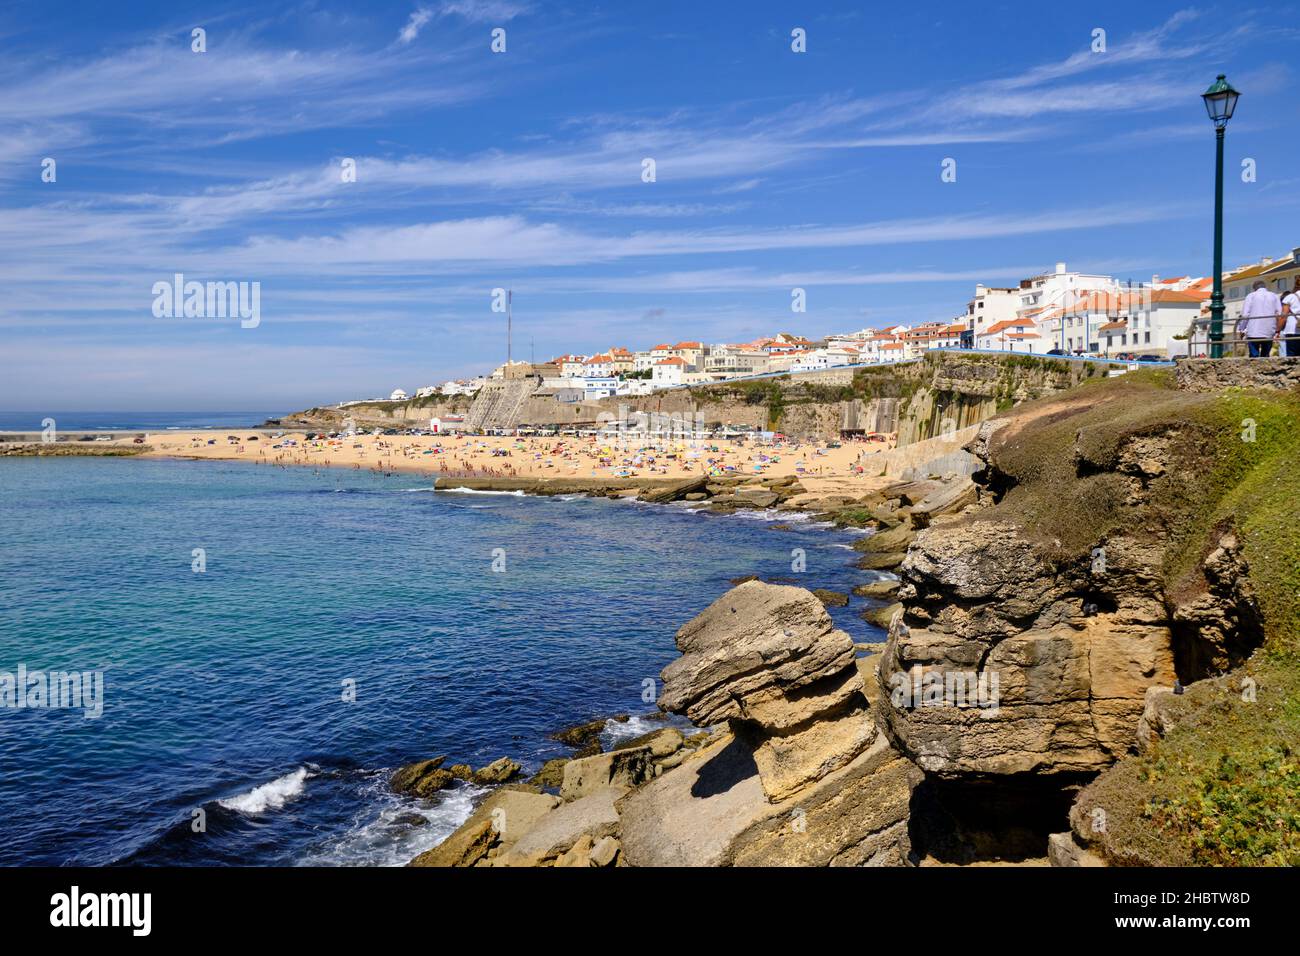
[1202,74,1240,358]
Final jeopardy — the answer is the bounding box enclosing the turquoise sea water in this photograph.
[0,457,884,865]
[0,411,277,431]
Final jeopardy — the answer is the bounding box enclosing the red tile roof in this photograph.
[984,319,1034,334]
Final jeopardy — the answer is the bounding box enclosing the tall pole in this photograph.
[1209,127,1225,358]
[507,289,513,366]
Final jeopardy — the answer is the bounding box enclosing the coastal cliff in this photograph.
[279,352,1105,445]
[402,363,1298,867]
[878,367,1298,865]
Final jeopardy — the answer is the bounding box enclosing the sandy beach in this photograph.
[139,429,896,494]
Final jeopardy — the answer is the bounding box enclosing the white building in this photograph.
[429,416,466,434]
[964,285,1021,343]
[652,356,688,387]
[1093,290,1208,356]
[877,341,907,363]
[703,345,769,380]
[791,345,862,372]
[833,344,863,364]
[555,355,588,378]
[580,376,618,400]
[1020,263,1120,350]
[926,322,966,350]
[389,388,408,401]
[440,377,486,396]
[976,319,1043,353]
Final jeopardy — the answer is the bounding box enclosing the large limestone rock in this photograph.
[659,581,859,727]
[390,757,456,797]
[1047,831,1106,867]
[658,581,876,801]
[1168,530,1264,676]
[471,757,521,785]
[877,525,1176,776]
[559,747,652,801]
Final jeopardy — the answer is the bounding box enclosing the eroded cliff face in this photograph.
[876,388,1267,782]
[878,519,1176,776]
[281,352,1105,441]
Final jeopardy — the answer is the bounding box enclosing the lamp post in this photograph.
[1201,75,1240,358]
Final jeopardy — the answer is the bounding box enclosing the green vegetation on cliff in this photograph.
[980,369,1300,865]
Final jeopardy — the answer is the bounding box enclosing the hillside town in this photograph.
[380,248,1300,405]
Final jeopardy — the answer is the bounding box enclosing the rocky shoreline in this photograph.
[0,442,153,457]
[388,467,983,867]
[391,367,1297,867]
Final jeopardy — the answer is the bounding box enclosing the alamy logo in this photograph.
[50,886,151,936]
[0,664,104,718]
[152,273,260,328]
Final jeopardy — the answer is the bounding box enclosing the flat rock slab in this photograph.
[497,787,625,865]
[617,733,920,867]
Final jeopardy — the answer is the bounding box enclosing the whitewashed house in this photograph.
[976,319,1043,353]
[652,356,688,387]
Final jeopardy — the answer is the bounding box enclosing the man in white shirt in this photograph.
[1282,279,1300,358]
[1237,281,1283,357]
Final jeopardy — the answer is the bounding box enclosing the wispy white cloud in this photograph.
[438,1,533,23]
[398,7,434,44]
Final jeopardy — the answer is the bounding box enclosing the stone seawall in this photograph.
[1174,357,1300,392]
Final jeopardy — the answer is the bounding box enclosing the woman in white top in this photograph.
[1283,279,1300,358]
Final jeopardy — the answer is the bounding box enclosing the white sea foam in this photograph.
[601,713,695,748]
[726,508,784,521]
[297,777,487,867]
[219,766,313,815]
[438,487,527,497]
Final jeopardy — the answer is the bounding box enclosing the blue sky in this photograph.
[2,0,1296,411]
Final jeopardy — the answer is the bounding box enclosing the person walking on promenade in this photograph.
[1238,280,1283,357]
[1281,278,1300,359]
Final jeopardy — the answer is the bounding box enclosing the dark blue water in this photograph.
[0,457,885,866]
[0,411,279,431]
